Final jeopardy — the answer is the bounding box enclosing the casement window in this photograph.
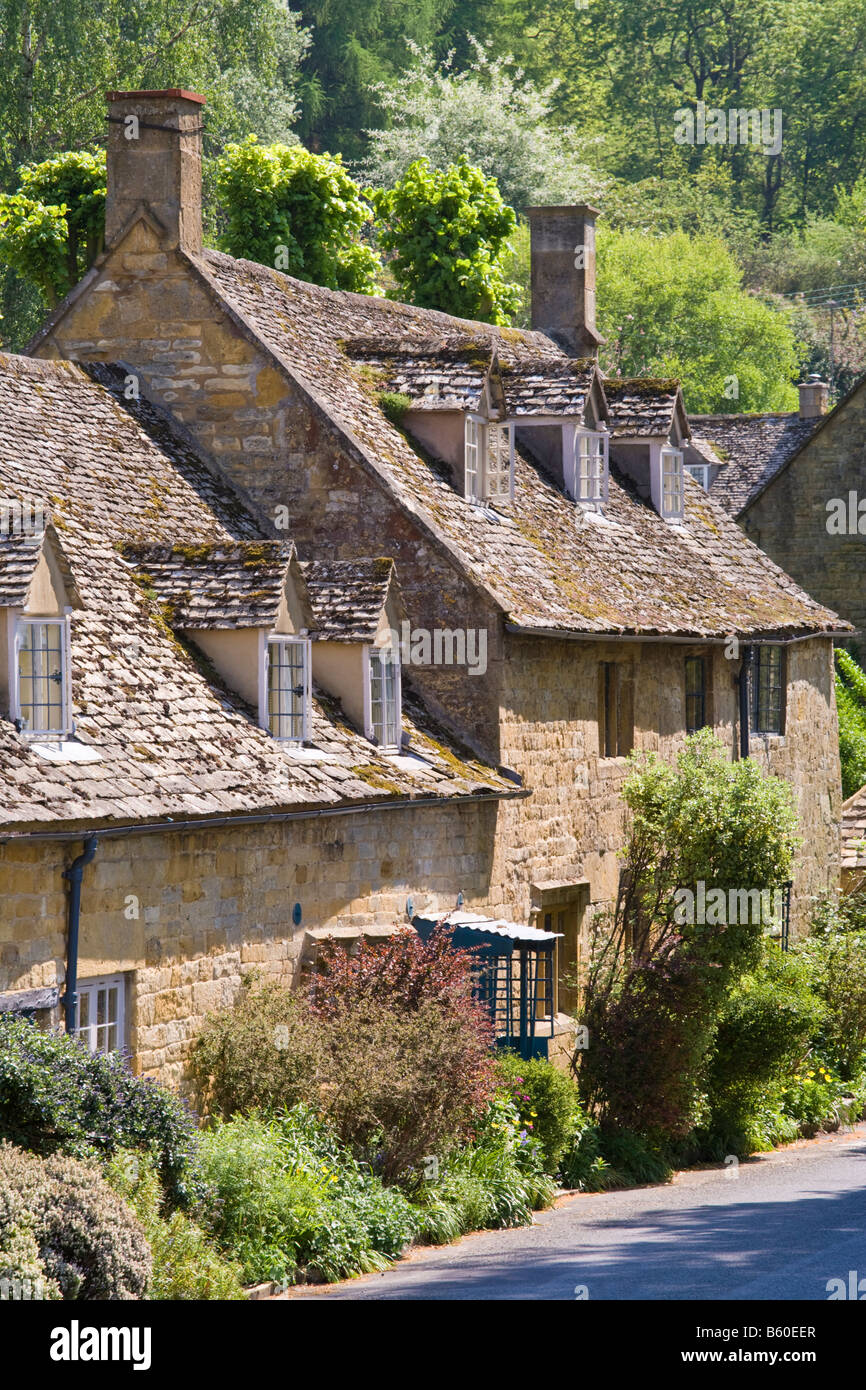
[599,661,634,757]
[14,616,71,738]
[266,635,311,742]
[685,656,707,734]
[366,644,402,750]
[464,416,482,501]
[751,645,785,735]
[464,416,513,504]
[685,463,710,491]
[75,975,125,1055]
[486,424,512,503]
[574,429,608,504]
[661,448,684,518]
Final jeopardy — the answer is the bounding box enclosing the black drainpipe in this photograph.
[63,836,99,1034]
[738,646,753,760]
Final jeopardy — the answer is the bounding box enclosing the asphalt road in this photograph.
[300,1125,866,1301]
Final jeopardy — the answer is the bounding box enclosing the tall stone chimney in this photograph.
[798,374,829,419]
[527,204,601,358]
[104,89,205,253]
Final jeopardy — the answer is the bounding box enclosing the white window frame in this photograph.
[11,613,72,738]
[571,427,609,505]
[259,632,311,743]
[75,974,126,1055]
[465,414,514,505]
[464,415,482,501]
[363,642,402,751]
[658,446,684,521]
[685,462,710,491]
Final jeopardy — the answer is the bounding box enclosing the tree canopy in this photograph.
[371,157,519,324]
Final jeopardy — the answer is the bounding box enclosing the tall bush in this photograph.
[577,731,800,1142]
[0,1015,200,1208]
[371,157,520,323]
[191,931,497,1184]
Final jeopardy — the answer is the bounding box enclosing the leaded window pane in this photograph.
[268,639,307,741]
[18,621,65,733]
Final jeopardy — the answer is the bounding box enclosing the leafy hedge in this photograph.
[835,648,866,797]
[0,1016,200,1208]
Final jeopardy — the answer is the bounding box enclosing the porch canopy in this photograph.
[412,909,562,1059]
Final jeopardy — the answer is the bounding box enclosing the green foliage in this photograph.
[198,1108,418,1285]
[377,391,412,425]
[797,920,866,1080]
[215,134,382,292]
[577,731,800,1143]
[106,1150,245,1300]
[835,649,866,798]
[413,1093,555,1243]
[371,157,519,323]
[597,228,802,412]
[0,1142,151,1299]
[703,945,824,1148]
[0,149,106,307]
[295,0,447,159]
[494,1051,581,1172]
[189,978,324,1121]
[0,1016,201,1209]
[191,940,496,1186]
[360,40,602,210]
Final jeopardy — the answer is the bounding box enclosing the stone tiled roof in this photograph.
[602,379,686,438]
[347,340,598,420]
[0,353,516,832]
[303,558,396,642]
[200,252,844,640]
[347,342,489,412]
[119,540,301,628]
[841,785,866,869]
[695,413,820,516]
[0,527,49,608]
[500,358,597,417]
[0,520,84,611]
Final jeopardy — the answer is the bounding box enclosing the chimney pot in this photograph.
[527,204,601,358]
[104,89,205,254]
[798,374,829,419]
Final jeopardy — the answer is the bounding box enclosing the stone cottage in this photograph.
[698,374,866,645]
[0,88,848,1083]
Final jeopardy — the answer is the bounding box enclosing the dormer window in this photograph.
[574,429,608,505]
[266,635,311,742]
[14,617,71,738]
[367,643,401,750]
[685,463,710,491]
[661,448,684,520]
[464,416,513,505]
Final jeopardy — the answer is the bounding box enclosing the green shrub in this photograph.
[191,937,496,1186]
[0,1142,150,1299]
[413,1094,555,1243]
[0,1016,200,1208]
[557,1113,616,1192]
[105,1151,245,1300]
[189,979,324,1122]
[494,1051,581,1172]
[700,946,824,1155]
[577,731,800,1145]
[197,1108,418,1285]
[595,1130,673,1187]
[798,925,866,1079]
